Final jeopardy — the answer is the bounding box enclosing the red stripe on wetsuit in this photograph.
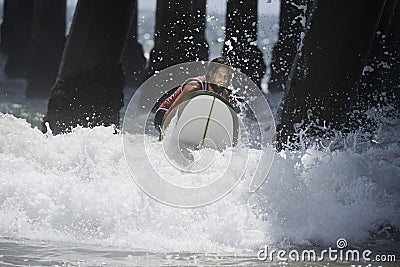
[157,76,207,112]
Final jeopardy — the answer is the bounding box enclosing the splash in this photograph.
[0,113,398,252]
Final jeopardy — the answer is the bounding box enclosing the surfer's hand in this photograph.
[183,81,201,93]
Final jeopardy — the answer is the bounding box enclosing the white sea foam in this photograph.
[0,113,399,253]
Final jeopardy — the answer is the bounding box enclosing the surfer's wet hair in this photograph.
[206,57,233,84]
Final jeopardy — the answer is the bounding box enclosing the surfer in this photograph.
[154,57,234,136]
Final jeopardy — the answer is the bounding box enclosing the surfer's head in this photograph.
[206,57,233,92]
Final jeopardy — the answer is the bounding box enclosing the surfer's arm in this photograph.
[162,81,202,128]
[222,89,229,100]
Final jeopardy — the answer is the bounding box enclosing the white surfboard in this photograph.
[173,91,239,151]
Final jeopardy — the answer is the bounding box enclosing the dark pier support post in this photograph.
[122,0,146,88]
[268,0,311,94]
[43,0,134,134]
[148,0,202,75]
[357,0,399,118]
[382,2,400,109]
[223,0,266,88]
[191,0,209,61]
[0,0,16,53]
[25,0,66,99]
[2,0,34,79]
[276,0,386,149]
[149,0,169,74]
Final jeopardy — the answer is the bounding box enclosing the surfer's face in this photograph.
[210,67,230,88]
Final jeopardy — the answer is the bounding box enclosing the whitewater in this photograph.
[0,105,399,265]
[0,2,399,265]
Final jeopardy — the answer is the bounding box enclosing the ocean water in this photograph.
[0,2,399,267]
[0,103,399,266]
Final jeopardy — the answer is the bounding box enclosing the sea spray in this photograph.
[0,114,266,252]
[254,131,400,246]
[0,113,398,253]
